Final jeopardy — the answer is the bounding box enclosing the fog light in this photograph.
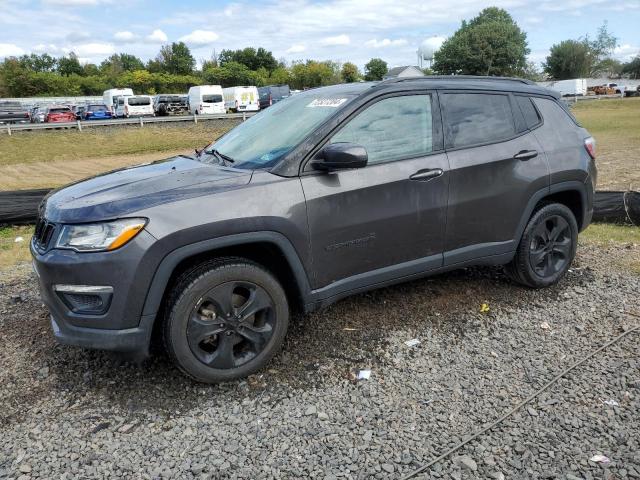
[54,285,113,315]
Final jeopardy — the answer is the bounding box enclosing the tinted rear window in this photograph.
[87,105,108,112]
[49,108,71,114]
[203,94,223,103]
[516,95,542,129]
[128,97,150,106]
[441,93,516,149]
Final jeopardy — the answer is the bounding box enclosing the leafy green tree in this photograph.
[341,62,360,82]
[544,22,618,79]
[543,40,592,79]
[100,53,145,75]
[622,56,640,79]
[18,53,57,72]
[433,7,529,76]
[364,58,388,81]
[268,66,291,85]
[203,61,254,87]
[218,47,278,72]
[57,52,84,76]
[152,42,196,75]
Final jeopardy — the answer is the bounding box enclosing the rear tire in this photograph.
[163,257,289,383]
[506,203,578,288]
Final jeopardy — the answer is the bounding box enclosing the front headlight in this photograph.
[55,218,147,252]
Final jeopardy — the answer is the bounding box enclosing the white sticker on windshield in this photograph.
[307,98,348,108]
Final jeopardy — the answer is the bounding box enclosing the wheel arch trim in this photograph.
[141,231,312,317]
[516,181,588,243]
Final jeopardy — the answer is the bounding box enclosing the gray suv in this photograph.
[31,76,597,383]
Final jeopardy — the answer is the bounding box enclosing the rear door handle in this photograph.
[410,168,444,181]
[513,150,538,161]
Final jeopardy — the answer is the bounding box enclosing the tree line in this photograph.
[1,7,639,98]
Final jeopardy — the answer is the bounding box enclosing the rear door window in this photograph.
[441,93,516,149]
[329,94,433,165]
[515,95,542,129]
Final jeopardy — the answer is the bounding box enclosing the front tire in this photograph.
[163,258,289,383]
[506,203,578,288]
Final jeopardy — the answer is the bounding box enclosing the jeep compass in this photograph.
[31,76,597,383]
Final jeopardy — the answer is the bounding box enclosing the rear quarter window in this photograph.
[515,95,542,129]
[441,93,516,149]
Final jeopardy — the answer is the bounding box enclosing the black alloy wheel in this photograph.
[528,215,572,277]
[186,281,276,369]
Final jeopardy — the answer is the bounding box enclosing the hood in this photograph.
[44,155,252,223]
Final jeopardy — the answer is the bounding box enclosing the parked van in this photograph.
[103,88,134,113]
[188,85,225,115]
[115,95,154,118]
[223,86,260,112]
[258,85,291,109]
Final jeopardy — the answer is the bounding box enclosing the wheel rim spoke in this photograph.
[236,286,272,319]
[206,333,238,369]
[204,282,239,317]
[237,323,273,350]
[530,245,547,266]
[187,314,225,345]
[553,237,571,258]
[548,216,569,242]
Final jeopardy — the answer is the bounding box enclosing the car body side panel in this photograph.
[301,153,449,289]
[530,97,591,186]
[443,131,549,260]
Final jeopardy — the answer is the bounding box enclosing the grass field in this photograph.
[571,97,640,191]
[0,120,239,189]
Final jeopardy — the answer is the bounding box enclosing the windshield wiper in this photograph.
[204,148,235,166]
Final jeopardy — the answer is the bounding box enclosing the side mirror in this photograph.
[312,142,368,171]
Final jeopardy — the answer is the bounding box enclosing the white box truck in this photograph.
[188,85,225,115]
[103,88,134,113]
[546,79,587,97]
[223,86,260,112]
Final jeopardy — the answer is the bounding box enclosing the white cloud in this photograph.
[286,44,306,54]
[365,38,408,48]
[614,44,640,61]
[320,34,350,47]
[179,30,220,46]
[146,29,168,43]
[114,31,138,42]
[0,43,25,57]
[32,43,62,54]
[73,42,115,56]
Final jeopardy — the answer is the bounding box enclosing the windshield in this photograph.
[128,96,150,106]
[204,88,361,169]
[202,94,223,103]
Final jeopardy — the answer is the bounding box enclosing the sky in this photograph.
[0,0,639,70]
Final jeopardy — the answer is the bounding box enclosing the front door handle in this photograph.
[410,168,444,181]
[513,149,538,161]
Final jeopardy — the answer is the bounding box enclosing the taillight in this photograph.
[584,137,596,160]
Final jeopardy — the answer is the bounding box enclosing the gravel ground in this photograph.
[0,242,638,480]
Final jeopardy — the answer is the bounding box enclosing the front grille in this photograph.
[33,216,56,251]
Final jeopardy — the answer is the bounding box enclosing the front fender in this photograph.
[140,231,313,317]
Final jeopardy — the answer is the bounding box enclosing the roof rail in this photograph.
[381,75,536,86]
